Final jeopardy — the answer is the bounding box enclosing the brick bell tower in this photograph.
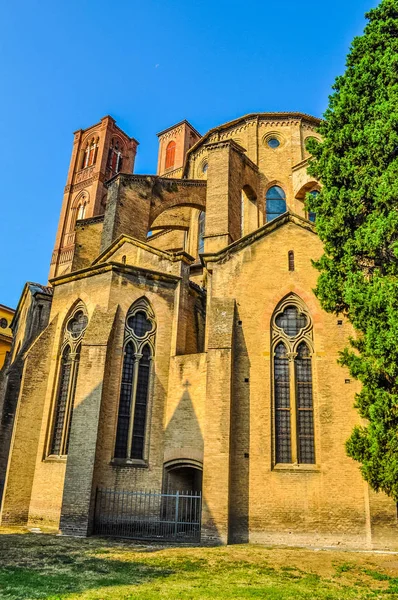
[49,115,139,279]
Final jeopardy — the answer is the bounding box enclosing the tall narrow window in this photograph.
[114,299,156,462]
[131,344,151,459]
[296,342,315,464]
[198,211,205,254]
[274,342,291,464]
[81,137,99,169]
[288,250,294,271]
[165,141,176,170]
[77,203,86,220]
[107,138,123,174]
[50,305,88,456]
[266,186,286,222]
[272,296,315,465]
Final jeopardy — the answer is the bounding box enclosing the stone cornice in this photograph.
[201,212,316,267]
[157,119,201,139]
[74,115,139,145]
[204,139,259,172]
[183,111,321,177]
[105,173,207,189]
[49,262,181,287]
[292,158,310,172]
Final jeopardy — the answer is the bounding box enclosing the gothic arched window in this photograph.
[77,202,86,221]
[50,304,88,456]
[266,186,286,222]
[272,295,315,465]
[81,137,99,169]
[114,299,156,461]
[198,211,205,254]
[165,141,176,170]
[107,138,123,174]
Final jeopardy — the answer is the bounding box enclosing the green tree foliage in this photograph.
[307,0,398,500]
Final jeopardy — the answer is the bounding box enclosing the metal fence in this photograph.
[94,488,202,542]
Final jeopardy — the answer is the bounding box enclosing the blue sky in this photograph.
[0,0,377,308]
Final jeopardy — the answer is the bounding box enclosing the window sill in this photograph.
[43,455,67,463]
[273,463,320,472]
[110,458,148,469]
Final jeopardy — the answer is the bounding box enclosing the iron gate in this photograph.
[94,488,202,542]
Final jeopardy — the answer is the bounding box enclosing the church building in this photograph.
[0,112,397,548]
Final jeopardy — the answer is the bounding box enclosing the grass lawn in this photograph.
[1,528,398,599]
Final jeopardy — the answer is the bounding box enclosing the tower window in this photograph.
[107,138,124,174]
[272,296,315,465]
[266,186,286,222]
[77,203,86,220]
[81,137,99,169]
[165,141,176,170]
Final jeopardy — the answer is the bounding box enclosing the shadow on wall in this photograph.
[163,376,225,545]
[229,308,251,544]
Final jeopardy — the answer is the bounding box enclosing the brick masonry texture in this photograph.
[1,113,397,549]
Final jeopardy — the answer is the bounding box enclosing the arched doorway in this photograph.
[163,459,203,493]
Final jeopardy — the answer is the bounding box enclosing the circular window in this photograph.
[267,137,280,149]
[202,162,208,174]
[0,318,8,329]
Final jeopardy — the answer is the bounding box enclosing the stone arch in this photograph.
[150,206,193,231]
[264,179,287,195]
[295,181,320,200]
[149,199,206,228]
[163,459,203,493]
[68,190,90,230]
[81,130,100,144]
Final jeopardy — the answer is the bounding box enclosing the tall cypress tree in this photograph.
[307,0,398,500]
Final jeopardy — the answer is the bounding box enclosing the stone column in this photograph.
[201,298,235,544]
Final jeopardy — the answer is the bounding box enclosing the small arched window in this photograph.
[81,137,99,169]
[288,250,294,271]
[272,296,315,465]
[114,299,156,461]
[107,138,123,174]
[266,186,286,222]
[198,211,206,254]
[50,305,88,456]
[165,141,176,170]
[77,203,86,221]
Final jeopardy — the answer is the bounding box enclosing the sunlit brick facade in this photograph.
[1,112,397,549]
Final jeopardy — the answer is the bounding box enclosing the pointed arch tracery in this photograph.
[107,137,124,174]
[114,298,156,462]
[81,136,99,169]
[271,294,315,465]
[49,302,88,456]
